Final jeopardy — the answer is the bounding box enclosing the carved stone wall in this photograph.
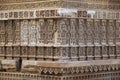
[0,0,120,80]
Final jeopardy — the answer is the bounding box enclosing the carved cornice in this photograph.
[0,0,120,11]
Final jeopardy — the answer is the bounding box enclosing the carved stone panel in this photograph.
[5,20,13,45]
[70,19,77,46]
[21,46,28,58]
[28,20,37,46]
[116,46,120,58]
[46,19,55,45]
[44,47,53,60]
[100,20,107,45]
[12,20,20,45]
[70,47,78,60]
[86,19,94,45]
[61,47,69,59]
[102,46,108,59]
[5,46,13,58]
[108,46,115,59]
[37,19,45,46]
[86,46,94,60]
[79,46,86,60]
[0,21,5,46]
[93,20,101,45]
[56,19,69,46]
[13,46,20,57]
[28,47,36,59]
[0,46,5,57]
[37,47,44,59]
[107,20,115,45]
[78,19,86,45]
[116,20,120,45]
[20,20,29,46]
[53,47,61,59]
[94,46,101,59]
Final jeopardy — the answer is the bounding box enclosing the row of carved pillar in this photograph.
[0,46,120,60]
[0,19,120,46]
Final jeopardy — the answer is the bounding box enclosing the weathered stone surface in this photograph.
[22,60,39,73]
[1,60,18,72]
